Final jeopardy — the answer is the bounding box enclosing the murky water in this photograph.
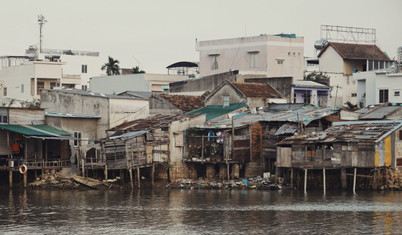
[0,188,401,234]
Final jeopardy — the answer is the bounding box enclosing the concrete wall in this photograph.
[354,71,402,105]
[170,71,238,93]
[326,73,358,106]
[205,84,244,106]
[197,34,304,79]
[108,98,149,129]
[8,108,45,124]
[41,90,110,138]
[0,62,63,102]
[319,46,344,73]
[90,73,186,94]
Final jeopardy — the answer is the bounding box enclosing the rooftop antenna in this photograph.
[38,14,47,53]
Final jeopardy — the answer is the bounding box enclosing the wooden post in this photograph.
[81,158,85,177]
[323,168,326,194]
[201,136,204,160]
[227,162,230,181]
[290,167,294,188]
[137,167,140,189]
[151,164,155,186]
[104,165,108,181]
[304,169,308,194]
[23,172,27,187]
[129,168,133,189]
[120,169,124,185]
[353,168,357,194]
[9,170,13,187]
[341,168,347,189]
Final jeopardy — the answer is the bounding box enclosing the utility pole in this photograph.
[38,15,47,53]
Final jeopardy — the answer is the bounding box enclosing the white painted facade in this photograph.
[318,46,357,106]
[90,73,187,94]
[26,47,104,89]
[196,34,304,79]
[354,71,402,106]
[0,61,63,102]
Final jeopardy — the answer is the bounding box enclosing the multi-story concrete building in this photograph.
[196,34,304,79]
[354,70,402,106]
[0,60,63,103]
[317,42,391,106]
[26,46,104,90]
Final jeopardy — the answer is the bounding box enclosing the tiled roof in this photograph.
[159,94,204,112]
[318,42,390,61]
[231,82,282,98]
[187,103,247,120]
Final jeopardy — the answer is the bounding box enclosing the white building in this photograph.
[26,46,104,90]
[0,60,63,103]
[354,70,402,106]
[89,73,187,94]
[318,42,392,106]
[196,34,304,79]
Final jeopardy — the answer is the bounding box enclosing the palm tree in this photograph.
[101,56,120,75]
[132,66,145,74]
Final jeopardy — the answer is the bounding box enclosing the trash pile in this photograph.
[166,176,286,190]
[29,169,81,189]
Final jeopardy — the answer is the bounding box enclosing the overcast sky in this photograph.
[1,0,401,74]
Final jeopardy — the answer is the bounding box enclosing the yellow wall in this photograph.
[385,136,391,167]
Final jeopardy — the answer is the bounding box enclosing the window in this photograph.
[400,130,402,141]
[210,55,219,70]
[303,93,311,104]
[50,82,57,89]
[3,87,7,96]
[74,132,82,147]
[249,52,259,68]
[37,82,44,95]
[21,84,24,93]
[394,91,400,97]
[379,89,389,103]
[351,93,357,97]
[223,95,230,107]
[82,65,87,73]
[82,85,88,91]
[0,115,8,124]
[293,93,297,103]
[277,59,284,64]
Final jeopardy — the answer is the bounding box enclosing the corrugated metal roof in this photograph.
[359,106,401,120]
[278,120,402,145]
[202,106,337,129]
[46,89,143,100]
[293,80,329,89]
[188,103,247,120]
[275,123,298,135]
[46,112,101,119]
[108,130,149,141]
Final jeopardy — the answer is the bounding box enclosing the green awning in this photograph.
[0,124,72,139]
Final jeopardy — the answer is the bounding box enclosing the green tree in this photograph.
[101,56,120,75]
[304,71,330,86]
[132,66,145,74]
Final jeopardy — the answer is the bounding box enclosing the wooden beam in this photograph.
[353,168,357,194]
[9,170,12,187]
[104,165,108,181]
[151,164,155,186]
[323,168,326,194]
[129,169,133,189]
[137,167,140,189]
[304,169,307,194]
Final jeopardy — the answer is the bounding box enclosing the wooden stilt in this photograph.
[137,167,140,189]
[120,170,124,185]
[304,169,307,194]
[290,167,294,188]
[9,170,13,187]
[226,162,230,181]
[104,165,108,181]
[129,169,133,189]
[151,164,155,186]
[81,158,85,177]
[23,172,27,187]
[323,168,326,194]
[353,168,357,194]
[341,168,347,189]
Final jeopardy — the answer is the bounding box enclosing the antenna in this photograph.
[38,14,47,53]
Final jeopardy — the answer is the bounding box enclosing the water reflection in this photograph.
[0,189,401,234]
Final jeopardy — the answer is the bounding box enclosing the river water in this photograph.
[0,188,401,234]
